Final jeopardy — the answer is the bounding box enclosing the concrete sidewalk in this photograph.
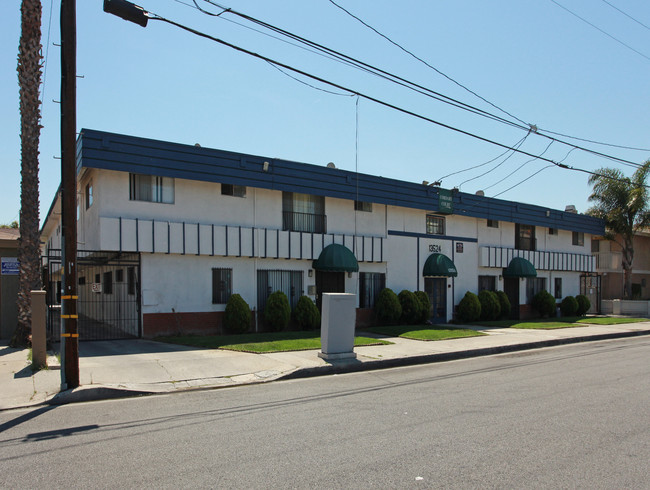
[2,320,649,410]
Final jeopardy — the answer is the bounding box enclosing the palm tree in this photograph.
[11,0,43,348]
[587,161,650,299]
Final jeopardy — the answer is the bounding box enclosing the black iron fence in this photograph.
[42,250,141,340]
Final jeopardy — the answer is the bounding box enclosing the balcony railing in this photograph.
[593,251,622,271]
[282,211,327,234]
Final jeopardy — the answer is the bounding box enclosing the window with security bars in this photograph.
[526,277,547,303]
[257,270,303,312]
[212,268,232,304]
[478,275,496,292]
[426,215,445,235]
[359,272,386,308]
[129,173,174,204]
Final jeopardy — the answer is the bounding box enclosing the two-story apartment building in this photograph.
[40,129,604,339]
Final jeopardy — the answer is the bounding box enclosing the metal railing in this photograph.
[282,211,327,234]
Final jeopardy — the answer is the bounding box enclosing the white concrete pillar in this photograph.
[31,290,47,369]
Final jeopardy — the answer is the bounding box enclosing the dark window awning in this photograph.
[312,244,359,272]
[422,253,458,277]
[503,257,537,278]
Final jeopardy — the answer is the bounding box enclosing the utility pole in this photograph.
[60,0,79,389]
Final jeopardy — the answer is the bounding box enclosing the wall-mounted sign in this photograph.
[91,283,102,293]
[456,242,464,253]
[428,244,441,253]
[1,257,19,275]
[439,188,453,214]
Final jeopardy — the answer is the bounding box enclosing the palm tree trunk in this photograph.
[11,0,43,348]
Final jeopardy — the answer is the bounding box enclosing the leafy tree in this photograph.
[0,221,19,229]
[587,161,650,299]
[11,0,43,348]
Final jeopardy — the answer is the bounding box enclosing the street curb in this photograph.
[278,329,650,380]
[47,385,154,405]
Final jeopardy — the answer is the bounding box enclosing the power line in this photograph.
[548,0,650,63]
[601,0,650,33]
[327,0,529,127]
[458,134,530,189]
[493,165,556,198]
[483,140,555,191]
[196,0,648,167]
[323,0,650,154]
[124,7,649,189]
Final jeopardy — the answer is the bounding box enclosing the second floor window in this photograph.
[85,182,93,209]
[572,231,584,246]
[130,173,174,204]
[426,215,445,235]
[222,184,246,197]
[354,201,372,212]
[282,192,326,233]
[515,223,535,251]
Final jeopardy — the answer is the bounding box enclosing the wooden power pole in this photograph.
[60,0,79,389]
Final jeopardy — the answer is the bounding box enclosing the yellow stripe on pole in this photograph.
[61,295,78,300]
[61,314,79,319]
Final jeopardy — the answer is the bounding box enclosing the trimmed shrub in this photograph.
[293,295,320,330]
[375,288,402,325]
[398,290,421,325]
[414,291,431,324]
[264,291,291,332]
[575,294,591,316]
[478,290,501,321]
[224,294,251,334]
[496,291,511,319]
[532,290,556,318]
[560,295,579,317]
[457,291,481,323]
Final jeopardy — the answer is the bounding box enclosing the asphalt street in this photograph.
[1,337,648,488]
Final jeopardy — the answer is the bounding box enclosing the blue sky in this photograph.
[1,0,649,227]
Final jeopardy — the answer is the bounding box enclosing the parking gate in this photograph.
[42,250,141,340]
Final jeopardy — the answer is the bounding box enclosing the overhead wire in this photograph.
[458,133,530,189]
[548,0,650,63]
[136,8,648,189]
[327,0,529,127]
[483,140,555,191]
[601,0,650,33]
[323,0,650,155]
[196,0,648,169]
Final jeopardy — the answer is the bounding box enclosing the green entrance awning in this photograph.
[312,244,359,272]
[422,253,458,277]
[503,257,537,278]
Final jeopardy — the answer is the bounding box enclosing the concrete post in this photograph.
[612,299,621,315]
[318,293,357,361]
[31,290,47,369]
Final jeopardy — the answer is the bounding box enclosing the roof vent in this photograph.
[565,204,577,214]
[327,162,336,169]
[475,190,484,196]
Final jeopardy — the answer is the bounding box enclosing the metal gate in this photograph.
[42,250,141,340]
[580,274,601,314]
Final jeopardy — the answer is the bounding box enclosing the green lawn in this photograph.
[365,325,486,341]
[474,316,649,329]
[156,330,392,353]
[575,317,649,325]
